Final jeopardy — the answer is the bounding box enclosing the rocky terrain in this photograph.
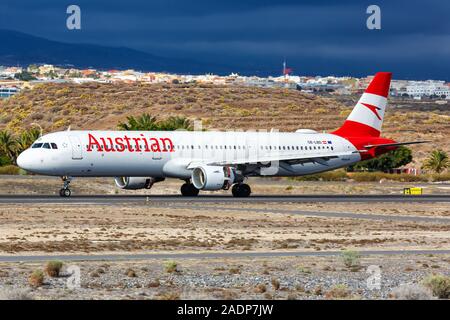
[0,255,448,300]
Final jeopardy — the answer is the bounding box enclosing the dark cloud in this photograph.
[0,0,448,79]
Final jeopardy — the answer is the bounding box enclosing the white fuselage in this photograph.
[17,130,361,178]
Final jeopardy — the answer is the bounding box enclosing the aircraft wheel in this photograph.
[59,188,71,197]
[180,183,199,197]
[232,183,251,197]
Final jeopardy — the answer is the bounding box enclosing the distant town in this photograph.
[0,64,449,103]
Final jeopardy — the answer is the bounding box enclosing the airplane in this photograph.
[17,72,427,197]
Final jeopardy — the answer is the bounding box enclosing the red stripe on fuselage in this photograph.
[332,120,380,138]
[332,131,396,161]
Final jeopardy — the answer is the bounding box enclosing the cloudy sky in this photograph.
[0,0,449,79]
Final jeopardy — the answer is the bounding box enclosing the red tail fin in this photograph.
[333,72,392,137]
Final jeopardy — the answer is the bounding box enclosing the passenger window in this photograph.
[51,143,58,149]
[43,143,50,149]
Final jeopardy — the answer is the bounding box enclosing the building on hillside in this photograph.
[0,86,20,98]
[405,80,450,98]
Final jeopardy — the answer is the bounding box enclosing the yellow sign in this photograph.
[403,187,423,195]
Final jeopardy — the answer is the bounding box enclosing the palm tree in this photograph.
[118,114,158,131]
[159,116,193,131]
[118,114,193,131]
[422,150,449,174]
[16,127,41,155]
[0,130,18,163]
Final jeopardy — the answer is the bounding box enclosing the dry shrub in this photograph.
[147,279,160,288]
[341,250,361,269]
[125,268,137,277]
[28,270,44,288]
[45,261,63,277]
[254,284,267,294]
[271,278,280,290]
[229,267,241,275]
[164,261,179,274]
[156,290,180,300]
[422,274,450,299]
[325,284,351,299]
[390,284,434,300]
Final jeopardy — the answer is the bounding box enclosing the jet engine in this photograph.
[191,166,237,190]
[114,177,161,190]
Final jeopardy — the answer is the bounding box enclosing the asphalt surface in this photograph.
[0,194,448,204]
[1,249,450,263]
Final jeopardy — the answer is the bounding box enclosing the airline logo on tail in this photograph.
[360,102,382,120]
[333,72,391,137]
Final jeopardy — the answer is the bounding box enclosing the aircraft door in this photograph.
[69,136,83,160]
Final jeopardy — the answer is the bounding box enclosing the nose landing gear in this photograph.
[59,176,72,197]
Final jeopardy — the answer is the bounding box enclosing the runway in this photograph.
[0,194,448,204]
[1,249,450,263]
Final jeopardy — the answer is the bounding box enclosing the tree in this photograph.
[0,130,18,164]
[16,128,41,155]
[158,116,193,131]
[14,71,36,81]
[422,150,449,174]
[349,146,413,172]
[118,114,158,131]
[118,114,192,131]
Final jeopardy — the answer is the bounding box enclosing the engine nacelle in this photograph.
[191,166,236,191]
[114,177,157,190]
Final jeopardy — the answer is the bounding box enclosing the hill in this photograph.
[0,29,220,74]
[0,82,448,165]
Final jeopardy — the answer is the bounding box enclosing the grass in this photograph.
[422,274,450,299]
[45,261,63,277]
[297,266,312,274]
[0,165,26,175]
[292,170,450,182]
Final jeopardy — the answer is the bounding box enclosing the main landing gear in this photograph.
[231,183,251,197]
[179,181,251,197]
[180,182,200,197]
[59,176,72,197]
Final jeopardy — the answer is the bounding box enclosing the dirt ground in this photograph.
[0,201,449,254]
[0,176,448,299]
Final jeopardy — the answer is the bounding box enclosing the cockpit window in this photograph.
[51,143,58,149]
[42,143,51,149]
[32,143,43,148]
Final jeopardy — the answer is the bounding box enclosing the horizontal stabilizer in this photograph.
[364,141,430,149]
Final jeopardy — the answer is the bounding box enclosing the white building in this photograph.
[406,80,450,98]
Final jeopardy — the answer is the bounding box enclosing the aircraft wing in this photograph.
[187,151,355,168]
[364,140,430,149]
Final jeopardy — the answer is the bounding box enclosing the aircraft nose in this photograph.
[17,150,34,171]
